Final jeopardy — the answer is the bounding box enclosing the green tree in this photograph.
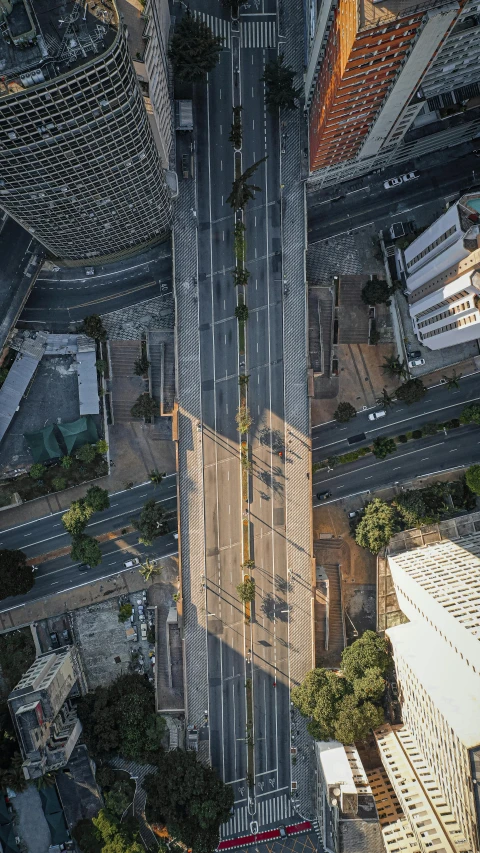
[131,499,168,545]
[460,404,480,425]
[233,266,250,287]
[77,673,165,762]
[72,819,102,853]
[104,780,134,818]
[133,353,150,376]
[372,436,397,459]
[149,469,166,485]
[333,401,356,423]
[376,388,395,408]
[291,668,348,740]
[238,374,250,387]
[235,303,249,322]
[131,394,157,420]
[382,354,408,380]
[61,455,73,469]
[96,439,108,455]
[62,500,94,536]
[95,359,108,374]
[227,158,266,210]
[76,443,97,464]
[0,550,34,600]
[71,535,102,567]
[168,11,222,82]
[392,489,431,527]
[52,476,67,491]
[351,667,386,703]
[361,278,391,305]
[355,498,398,553]
[140,559,162,581]
[466,464,480,495]
[29,463,46,480]
[229,105,242,149]
[395,378,426,405]
[85,485,110,512]
[0,751,29,793]
[83,314,107,341]
[442,370,462,390]
[236,578,255,603]
[144,749,234,853]
[235,404,252,433]
[261,55,301,110]
[341,631,392,682]
[93,810,143,853]
[0,630,35,691]
[118,603,133,623]
[334,696,384,744]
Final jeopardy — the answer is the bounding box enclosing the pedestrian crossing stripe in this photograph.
[192,11,231,48]
[240,20,277,48]
[220,794,293,839]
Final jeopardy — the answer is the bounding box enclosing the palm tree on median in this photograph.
[382,354,408,381]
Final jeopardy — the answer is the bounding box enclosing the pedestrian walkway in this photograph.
[221,794,293,838]
[240,19,277,48]
[192,11,231,47]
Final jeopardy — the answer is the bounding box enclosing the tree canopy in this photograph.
[131,499,168,545]
[361,278,391,305]
[372,436,396,459]
[85,486,110,512]
[227,159,266,210]
[291,631,390,744]
[0,550,34,600]
[83,314,107,341]
[77,673,165,762]
[62,500,94,536]
[460,404,480,425]
[395,378,426,405]
[169,12,222,82]
[466,464,480,495]
[73,810,142,853]
[71,535,102,567]
[236,578,255,603]
[354,498,398,553]
[144,748,234,853]
[131,394,157,420]
[392,489,431,527]
[333,402,356,423]
[261,55,301,110]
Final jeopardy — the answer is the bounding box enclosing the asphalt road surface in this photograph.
[312,423,480,505]
[307,150,480,241]
[190,0,292,834]
[0,216,40,349]
[0,478,178,611]
[312,373,480,460]
[19,240,172,327]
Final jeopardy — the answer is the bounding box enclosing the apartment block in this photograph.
[0,0,172,263]
[314,740,385,853]
[399,192,480,349]
[380,534,480,852]
[8,647,84,780]
[367,764,421,853]
[307,0,480,186]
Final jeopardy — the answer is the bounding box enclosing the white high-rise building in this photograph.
[402,192,480,350]
[382,533,480,852]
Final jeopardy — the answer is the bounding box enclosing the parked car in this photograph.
[61,629,71,644]
[316,490,332,501]
[49,632,60,649]
[368,409,386,421]
[408,358,425,368]
[348,510,357,518]
[401,169,420,182]
[384,176,403,189]
[140,624,148,640]
[124,557,140,568]
[407,349,421,359]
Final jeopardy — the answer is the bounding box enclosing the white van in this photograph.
[368,410,386,421]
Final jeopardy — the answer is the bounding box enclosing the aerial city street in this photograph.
[0,0,479,850]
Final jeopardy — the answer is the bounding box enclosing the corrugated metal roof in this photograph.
[0,353,40,444]
[76,349,99,415]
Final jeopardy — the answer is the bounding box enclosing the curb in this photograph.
[218,821,313,850]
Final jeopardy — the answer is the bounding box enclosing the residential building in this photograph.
[380,534,480,852]
[307,0,480,187]
[367,764,421,853]
[0,0,172,263]
[401,192,480,349]
[8,647,84,780]
[314,740,385,853]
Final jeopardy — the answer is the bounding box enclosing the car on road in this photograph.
[124,557,140,568]
[407,350,421,359]
[279,826,287,838]
[85,266,95,276]
[408,358,425,368]
[316,490,332,501]
[384,176,403,189]
[368,409,386,421]
[401,169,420,182]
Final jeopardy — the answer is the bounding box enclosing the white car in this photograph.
[384,176,403,189]
[368,410,386,421]
[401,170,420,183]
[408,358,425,368]
[123,557,140,568]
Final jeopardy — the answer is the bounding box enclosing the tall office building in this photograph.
[380,534,480,852]
[306,0,480,186]
[401,191,480,349]
[0,0,172,263]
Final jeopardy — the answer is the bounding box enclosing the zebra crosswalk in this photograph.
[240,19,277,48]
[220,793,293,839]
[192,11,231,48]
